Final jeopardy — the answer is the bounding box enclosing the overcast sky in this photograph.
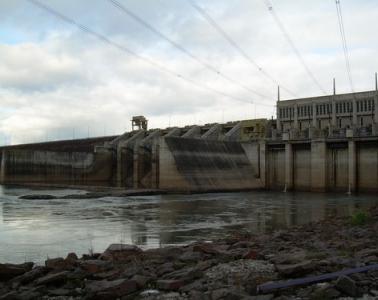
[0,0,377,144]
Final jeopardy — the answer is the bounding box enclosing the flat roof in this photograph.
[279,90,377,104]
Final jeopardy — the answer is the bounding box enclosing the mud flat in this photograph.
[1,207,378,299]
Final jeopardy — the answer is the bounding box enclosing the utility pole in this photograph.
[333,78,336,95]
[277,85,281,102]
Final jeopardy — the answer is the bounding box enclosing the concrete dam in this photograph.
[1,90,377,193]
[0,120,376,193]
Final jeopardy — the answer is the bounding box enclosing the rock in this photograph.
[80,260,111,274]
[93,269,121,280]
[35,271,69,286]
[205,260,276,285]
[356,248,378,258]
[229,241,255,250]
[100,244,142,261]
[144,247,184,260]
[156,279,185,291]
[179,250,203,263]
[0,291,18,300]
[156,262,175,277]
[65,252,78,262]
[276,260,314,277]
[243,250,258,260]
[131,275,150,289]
[211,288,248,300]
[19,194,56,200]
[163,267,203,283]
[0,263,34,281]
[10,266,47,285]
[193,243,219,255]
[48,288,70,296]
[45,257,73,270]
[247,295,274,300]
[86,278,138,297]
[272,250,307,265]
[335,275,358,297]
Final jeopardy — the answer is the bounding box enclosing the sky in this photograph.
[0,0,377,145]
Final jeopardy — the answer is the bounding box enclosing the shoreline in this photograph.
[1,207,377,299]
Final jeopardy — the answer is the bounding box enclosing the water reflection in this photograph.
[0,185,377,264]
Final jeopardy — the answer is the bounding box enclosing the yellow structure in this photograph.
[240,119,269,141]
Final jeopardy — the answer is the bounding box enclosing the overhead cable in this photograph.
[106,0,269,100]
[26,0,274,107]
[187,0,297,98]
[263,0,326,95]
[335,0,354,92]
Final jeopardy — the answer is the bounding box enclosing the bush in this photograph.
[350,211,369,226]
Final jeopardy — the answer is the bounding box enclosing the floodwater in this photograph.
[0,185,377,264]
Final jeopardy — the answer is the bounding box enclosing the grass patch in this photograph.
[350,211,369,226]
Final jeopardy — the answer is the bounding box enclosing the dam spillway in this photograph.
[0,120,377,193]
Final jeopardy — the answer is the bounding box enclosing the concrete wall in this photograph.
[293,144,311,190]
[159,137,263,192]
[264,139,378,193]
[0,149,113,186]
[266,145,285,190]
[357,142,378,192]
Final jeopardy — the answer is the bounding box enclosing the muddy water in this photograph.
[0,185,377,264]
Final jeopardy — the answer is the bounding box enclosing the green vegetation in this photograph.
[350,211,369,226]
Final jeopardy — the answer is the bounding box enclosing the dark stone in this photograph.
[100,244,142,261]
[143,246,184,260]
[131,275,150,289]
[0,291,18,300]
[86,278,138,297]
[156,262,175,276]
[10,266,47,285]
[19,194,56,200]
[45,257,72,270]
[335,275,358,297]
[179,250,203,263]
[193,243,219,255]
[156,279,185,291]
[243,249,258,260]
[80,260,111,274]
[228,241,255,250]
[65,252,78,262]
[48,288,70,296]
[35,271,69,286]
[276,260,314,277]
[163,267,203,283]
[211,288,247,300]
[0,263,34,281]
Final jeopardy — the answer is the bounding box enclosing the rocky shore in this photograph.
[1,207,378,300]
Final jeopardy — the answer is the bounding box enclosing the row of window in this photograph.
[279,98,376,119]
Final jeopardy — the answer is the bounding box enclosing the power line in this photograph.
[335,0,354,92]
[187,0,297,98]
[26,0,274,108]
[106,0,269,100]
[263,0,326,95]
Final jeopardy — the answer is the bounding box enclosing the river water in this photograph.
[0,185,377,264]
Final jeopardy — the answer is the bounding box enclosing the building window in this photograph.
[360,117,363,126]
[357,101,360,112]
[368,99,372,112]
[339,118,342,128]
